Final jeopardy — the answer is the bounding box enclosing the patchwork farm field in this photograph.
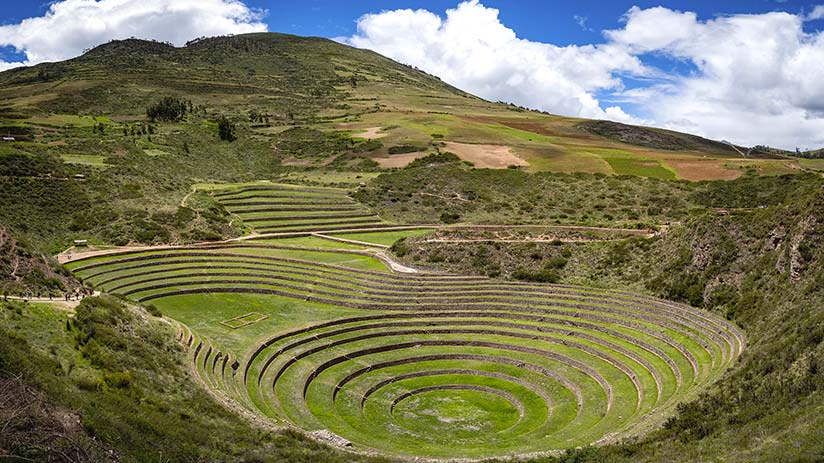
[62,184,744,459]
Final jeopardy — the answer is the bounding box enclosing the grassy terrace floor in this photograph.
[64,229,744,459]
[207,183,391,234]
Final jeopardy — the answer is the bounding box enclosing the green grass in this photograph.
[279,171,381,186]
[592,149,678,179]
[63,238,741,459]
[27,114,100,127]
[328,228,434,246]
[2,30,819,463]
[798,158,824,171]
[474,122,559,144]
[59,154,111,166]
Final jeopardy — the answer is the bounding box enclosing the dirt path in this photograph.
[374,251,419,273]
[441,224,656,235]
[351,127,387,139]
[3,293,100,310]
[425,237,645,244]
[57,224,656,266]
[180,188,194,207]
[311,233,390,249]
[58,245,164,264]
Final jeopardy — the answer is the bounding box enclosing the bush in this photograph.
[390,237,410,257]
[511,267,560,283]
[406,152,461,168]
[143,304,162,317]
[146,96,189,122]
[103,371,132,389]
[217,116,236,142]
[388,144,426,154]
[439,211,461,224]
[544,256,568,270]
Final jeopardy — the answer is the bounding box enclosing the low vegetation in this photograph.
[0,296,392,463]
[0,31,822,463]
[62,236,740,459]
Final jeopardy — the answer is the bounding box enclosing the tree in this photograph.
[146,96,188,122]
[217,116,236,142]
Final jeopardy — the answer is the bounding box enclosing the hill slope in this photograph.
[0,32,823,463]
[0,33,807,180]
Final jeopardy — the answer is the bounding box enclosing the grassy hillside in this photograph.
[0,32,823,462]
[0,32,811,257]
[0,296,392,463]
[383,169,824,463]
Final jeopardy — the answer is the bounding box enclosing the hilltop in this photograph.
[1,33,818,180]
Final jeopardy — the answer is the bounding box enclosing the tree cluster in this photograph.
[146,97,193,122]
[247,110,270,125]
[217,116,236,142]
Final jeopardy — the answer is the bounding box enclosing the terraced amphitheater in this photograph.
[210,183,391,234]
[63,226,744,459]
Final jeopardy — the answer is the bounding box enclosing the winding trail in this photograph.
[3,293,100,309]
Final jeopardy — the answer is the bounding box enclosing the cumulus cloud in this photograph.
[347,1,650,123]
[0,0,267,71]
[348,1,824,149]
[807,5,824,21]
[608,7,824,148]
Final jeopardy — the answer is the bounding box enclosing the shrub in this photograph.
[544,256,568,270]
[391,237,410,257]
[512,267,560,283]
[143,304,162,317]
[439,211,461,224]
[217,116,236,142]
[104,371,132,389]
[146,96,189,122]
[407,152,461,168]
[388,145,426,154]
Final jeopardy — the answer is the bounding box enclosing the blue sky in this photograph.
[3,1,821,47]
[3,0,824,148]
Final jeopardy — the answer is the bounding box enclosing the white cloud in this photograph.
[605,6,699,53]
[347,1,824,149]
[609,7,824,148]
[0,0,267,71]
[573,15,592,32]
[807,5,824,21]
[347,1,650,123]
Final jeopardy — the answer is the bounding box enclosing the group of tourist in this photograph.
[2,287,94,303]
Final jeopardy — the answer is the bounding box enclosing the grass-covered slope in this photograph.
[61,236,741,459]
[386,174,824,463]
[354,154,816,228]
[0,31,823,463]
[0,296,391,463]
[0,32,809,185]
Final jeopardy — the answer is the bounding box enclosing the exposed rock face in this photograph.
[789,215,818,284]
[310,430,352,447]
[0,227,78,295]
